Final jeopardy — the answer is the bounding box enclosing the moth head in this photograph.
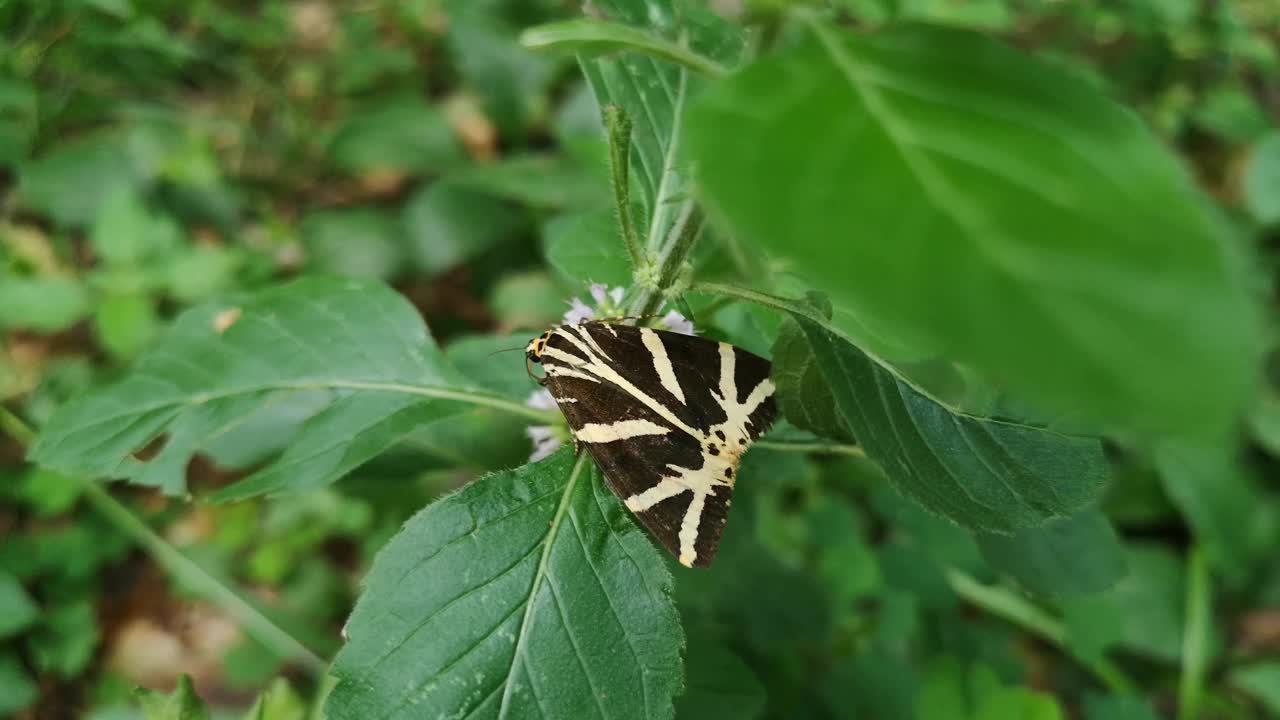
[524,331,552,364]
[525,330,553,381]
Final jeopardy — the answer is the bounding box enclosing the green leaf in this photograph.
[899,0,1013,30]
[444,0,556,140]
[578,0,743,254]
[0,77,37,167]
[328,450,684,719]
[0,570,38,639]
[14,467,83,517]
[1082,694,1160,720]
[974,687,1063,720]
[687,21,1260,440]
[165,246,241,303]
[327,95,465,175]
[916,660,1062,720]
[1059,594,1126,666]
[0,651,37,715]
[976,508,1127,597]
[95,294,160,359]
[242,677,307,720]
[489,272,568,331]
[522,18,728,77]
[402,182,526,275]
[31,277,520,498]
[301,209,406,280]
[1193,83,1271,142]
[770,314,855,443]
[823,647,918,719]
[32,600,99,676]
[18,132,140,226]
[90,188,181,266]
[0,274,91,332]
[444,333,536,400]
[1229,662,1280,716]
[794,311,1107,534]
[449,154,609,210]
[1154,443,1278,584]
[1244,131,1280,226]
[543,209,631,286]
[136,675,210,720]
[1105,544,1188,661]
[675,625,765,720]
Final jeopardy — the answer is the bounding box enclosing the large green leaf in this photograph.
[328,450,684,719]
[687,21,1259,440]
[976,508,1126,597]
[31,277,537,498]
[770,314,855,443]
[792,310,1107,533]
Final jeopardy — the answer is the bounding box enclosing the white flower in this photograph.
[525,390,563,461]
[587,283,627,315]
[660,309,695,335]
[526,425,562,461]
[563,297,595,325]
[525,388,557,410]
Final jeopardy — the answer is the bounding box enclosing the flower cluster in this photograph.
[524,283,695,461]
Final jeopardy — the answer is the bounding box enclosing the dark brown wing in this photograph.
[537,322,777,567]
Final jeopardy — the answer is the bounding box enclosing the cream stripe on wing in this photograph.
[552,328,602,367]
[678,492,707,567]
[624,478,687,512]
[717,343,738,406]
[640,328,686,404]
[544,365,599,383]
[571,324,613,362]
[575,419,670,443]
[541,347,705,440]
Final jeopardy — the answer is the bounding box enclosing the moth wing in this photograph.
[538,322,778,567]
[542,369,729,566]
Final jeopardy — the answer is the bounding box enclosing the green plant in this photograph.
[6,0,1280,718]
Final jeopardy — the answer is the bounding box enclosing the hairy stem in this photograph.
[605,105,644,270]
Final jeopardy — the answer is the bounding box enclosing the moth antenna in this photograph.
[595,314,666,325]
[487,345,529,358]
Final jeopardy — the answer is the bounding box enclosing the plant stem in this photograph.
[0,405,35,444]
[604,105,644,270]
[82,481,329,675]
[1,406,329,676]
[1179,547,1211,720]
[945,569,1134,693]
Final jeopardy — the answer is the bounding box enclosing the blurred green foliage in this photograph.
[1,0,1278,718]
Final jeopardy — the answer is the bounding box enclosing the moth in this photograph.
[526,320,777,567]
